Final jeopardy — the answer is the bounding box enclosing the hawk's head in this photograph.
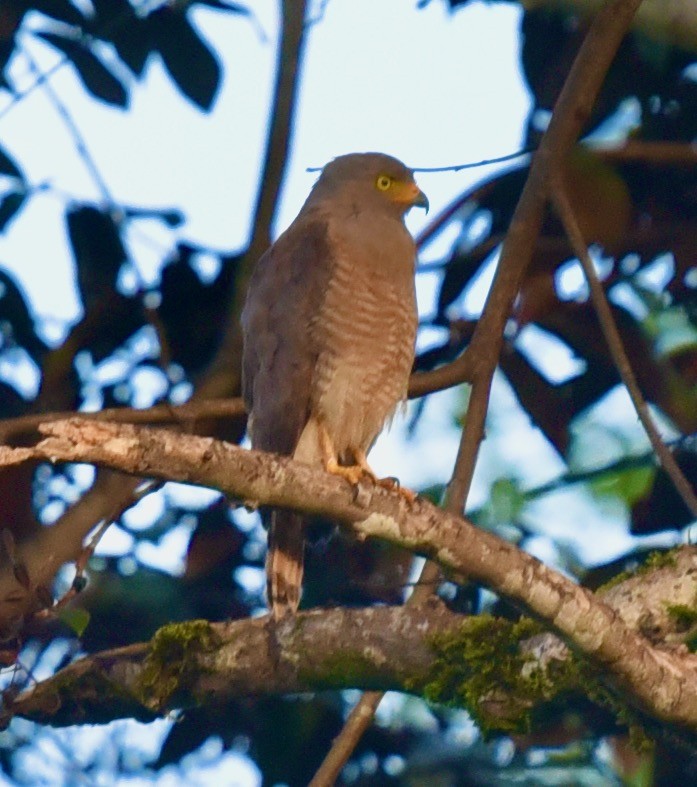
[313,152,429,216]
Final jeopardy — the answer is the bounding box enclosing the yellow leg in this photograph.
[318,427,417,504]
[318,423,365,484]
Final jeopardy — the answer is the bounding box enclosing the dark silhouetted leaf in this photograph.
[631,447,697,534]
[111,17,152,76]
[89,0,153,76]
[34,30,128,107]
[159,246,239,374]
[147,7,221,111]
[34,0,86,27]
[0,192,26,232]
[0,145,21,179]
[67,206,127,309]
[0,269,47,363]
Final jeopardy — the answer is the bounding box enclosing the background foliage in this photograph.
[0,0,695,784]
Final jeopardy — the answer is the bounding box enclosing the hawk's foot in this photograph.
[375,476,418,505]
[353,448,417,505]
[325,458,369,485]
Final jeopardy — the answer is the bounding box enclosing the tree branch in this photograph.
[3,418,697,731]
[8,547,697,734]
[5,603,462,727]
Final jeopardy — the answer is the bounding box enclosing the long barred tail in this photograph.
[267,510,305,619]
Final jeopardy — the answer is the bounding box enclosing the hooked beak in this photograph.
[412,187,429,213]
[391,180,430,213]
[402,180,429,213]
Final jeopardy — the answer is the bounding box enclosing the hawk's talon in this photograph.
[326,458,367,486]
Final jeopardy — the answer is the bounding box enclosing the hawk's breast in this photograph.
[310,215,417,455]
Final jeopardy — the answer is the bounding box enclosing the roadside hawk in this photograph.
[241,152,428,618]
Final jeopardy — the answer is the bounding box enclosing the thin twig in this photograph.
[552,182,697,518]
[39,479,162,618]
[0,398,246,443]
[307,147,533,174]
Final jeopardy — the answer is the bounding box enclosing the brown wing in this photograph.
[241,216,334,618]
[241,216,332,457]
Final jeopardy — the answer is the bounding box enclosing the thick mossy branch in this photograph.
[8,549,697,736]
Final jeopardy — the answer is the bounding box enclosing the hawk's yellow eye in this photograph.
[376,175,392,191]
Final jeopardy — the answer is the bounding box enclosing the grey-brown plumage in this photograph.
[241,152,428,618]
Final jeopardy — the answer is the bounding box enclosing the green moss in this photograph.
[595,568,634,593]
[408,614,659,740]
[407,615,581,734]
[665,603,697,630]
[136,620,220,712]
[597,548,680,594]
[643,549,678,572]
[665,598,697,651]
[577,664,656,748]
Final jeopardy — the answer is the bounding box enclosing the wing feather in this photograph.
[241,216,332,456]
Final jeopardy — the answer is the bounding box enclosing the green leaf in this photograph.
[590,465,655,508]
[59,606,91,637]
[488,477,525,524]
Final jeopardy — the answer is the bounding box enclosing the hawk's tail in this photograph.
[267,510,304,619]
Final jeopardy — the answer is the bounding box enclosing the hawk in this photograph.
[241,152,428,618]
